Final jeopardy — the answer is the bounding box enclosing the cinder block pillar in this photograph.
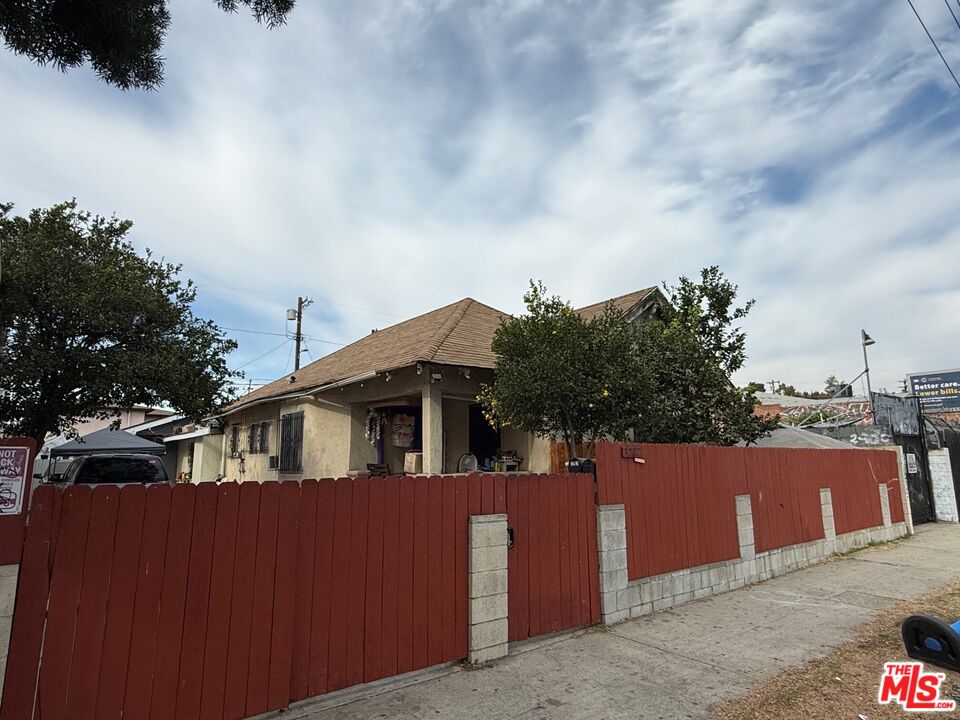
[735,495,755,560]
[596,505,628,625]
[820,488,836,550]
[0,565,18,704]
[468,514,508,663]
[879,484,892,528]
[422,380,443,474]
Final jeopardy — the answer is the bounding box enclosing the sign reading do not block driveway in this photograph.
[0,446,29,516]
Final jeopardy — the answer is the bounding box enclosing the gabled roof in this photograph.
[574,287,659,321]
[224,298,508,412]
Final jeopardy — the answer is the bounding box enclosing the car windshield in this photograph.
[72,456,166,485]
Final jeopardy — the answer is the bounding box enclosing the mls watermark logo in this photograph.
[877,662,957,712]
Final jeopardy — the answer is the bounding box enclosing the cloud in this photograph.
[2,0,959,392]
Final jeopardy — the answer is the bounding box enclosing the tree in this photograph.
[0,0,294,90]
[478,282,651,459]
[633,312,775,444]
[0,200,239,444]
[480,270,774,456]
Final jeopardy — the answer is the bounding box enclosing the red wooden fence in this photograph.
[596,443,904,581]
[505,473,600,643]
[1,472,600,720]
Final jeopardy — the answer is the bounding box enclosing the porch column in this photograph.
[423,380,443,474]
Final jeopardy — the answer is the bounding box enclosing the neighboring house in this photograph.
[164,425,224,483]
[209,288,668,482]
[35,405,178,478]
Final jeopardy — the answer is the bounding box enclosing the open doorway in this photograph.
[469,404,500,466]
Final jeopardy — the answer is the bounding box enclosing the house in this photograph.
[205,287,668,482]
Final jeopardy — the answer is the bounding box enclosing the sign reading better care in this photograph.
[908,369,960,413]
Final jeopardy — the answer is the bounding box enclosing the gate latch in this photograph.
[506,527,515,549]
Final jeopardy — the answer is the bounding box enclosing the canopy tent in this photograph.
[50,427,166,457]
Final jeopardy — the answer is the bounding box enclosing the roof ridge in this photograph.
[424,298,473,361]
[575,287,655,312]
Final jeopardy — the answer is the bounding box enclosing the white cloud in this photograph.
[2,0,959,390]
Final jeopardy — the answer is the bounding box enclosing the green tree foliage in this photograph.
[0,200,239,443]
[478,282,651,458]
[636,267,775,444]
[0,0,294,90]
[481,269,775,454]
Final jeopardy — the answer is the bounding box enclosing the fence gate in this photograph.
[504,473,600,643]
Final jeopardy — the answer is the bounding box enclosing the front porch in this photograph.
[327,363,546,476]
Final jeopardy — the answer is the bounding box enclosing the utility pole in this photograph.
[861,329,875,418]
[292,296,314,371]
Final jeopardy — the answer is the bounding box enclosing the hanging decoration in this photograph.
[391,413,416,448]
[365,409,386,445]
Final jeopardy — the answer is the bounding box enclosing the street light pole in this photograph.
[291,296,314,372]
[862,329,875,419]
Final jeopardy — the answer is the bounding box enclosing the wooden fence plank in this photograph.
[0,487,55,720]
[151,484,196,720]
[344,478,369,688]
[94,484,146,720]
[222,482,258,720]
[62,487,119,720]
[363,477,385,683]
[121,484,172,720]
[38,486,92,720]
[267,481,301,711]
[176,480,219,720]
[308,479,337,696]
[380,477,401,676]
[440,477,457,663]
[426,476,443,667]
[411,476,429,670]
[290,480,318,703]
[199,482,241,720]
[245,481,280,716]
[325,479,353,692]
[396,476,415,675]
[453,475,469,659]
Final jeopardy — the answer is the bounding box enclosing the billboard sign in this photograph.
[908,369,960,413]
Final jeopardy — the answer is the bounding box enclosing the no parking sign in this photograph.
[0,446,29,516]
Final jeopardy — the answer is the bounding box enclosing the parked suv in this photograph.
[56,453,171,486]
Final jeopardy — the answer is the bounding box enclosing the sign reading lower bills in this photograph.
[0,446,29,515]
[908,369,960,413]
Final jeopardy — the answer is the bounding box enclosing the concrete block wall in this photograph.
[929,449,959,523]
[468,514,509,663]
[0,565,17,705]
[596,489,909,624]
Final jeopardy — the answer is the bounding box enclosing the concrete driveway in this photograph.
[277,524,960,720]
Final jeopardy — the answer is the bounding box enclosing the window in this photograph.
[279,411,304,473]
[230,425,240,457]
[247,422,271,454]
[71,456,167,485]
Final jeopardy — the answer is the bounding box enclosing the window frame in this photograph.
[278,411,304,473]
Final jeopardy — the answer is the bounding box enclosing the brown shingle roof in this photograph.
[574,287,657,321]
[222,287,661,414]
[224,298,508,412]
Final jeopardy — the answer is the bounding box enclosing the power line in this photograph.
[233,339,291,370]
[220,326,345,346]
[906,0,960,90]
[946,0,960,30]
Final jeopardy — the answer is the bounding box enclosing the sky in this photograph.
[2,0,960,398]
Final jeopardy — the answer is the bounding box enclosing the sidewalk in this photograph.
[281,524,960,720]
